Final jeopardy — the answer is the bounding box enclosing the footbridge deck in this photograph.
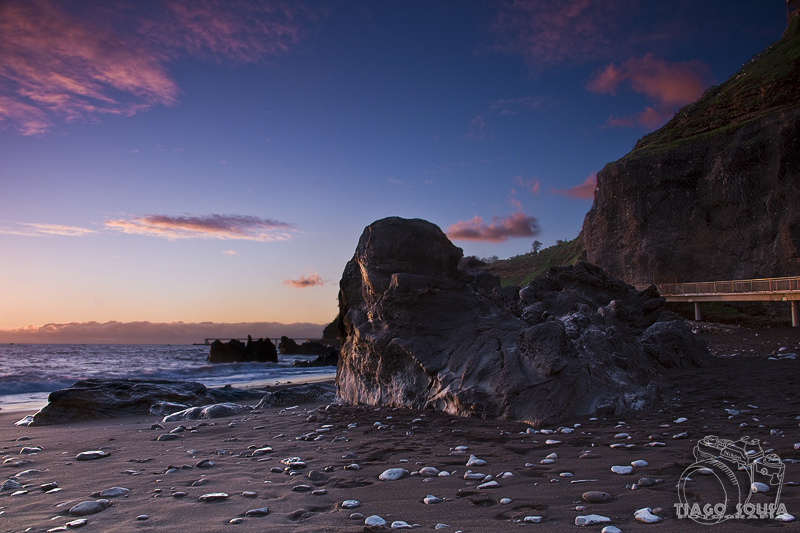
[655,275,800,326]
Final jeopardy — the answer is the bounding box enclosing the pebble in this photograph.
[157,434,179,442]
[775,513,796,522]
[365,515,387,526]
[1,479,23,491]
[75,451,109,461]
[19,446,43,454]
[500,497,512,504]
[245,507,270,517]
[613,433,630,439]
[752,482,770,493]
[673,432,689,439]
[630,460,648,467]
[523,516,542,523]
[674,417,688,423]
[391,521,413,529]
[41,482,59,491]
[195,459,214,468]
[464,471,485,480]
[68,500,110,516]
[342,500,360,509]
[379,468,408,481]
[575,514,611,526]
[477,480,499,489]
[136,515,148,521]
[229,518,244,524]
[199,492,229,501]
[424,495,444,504]
[545,439,561,445]
[251,447,273,456]
[582,491,612,503]
[466,455,486,466]
[545,453,557,459]
[419,467,440,477]
[634,507,662,523]
[172,492,187,498]
[350,512,365,519]
[311,489,327,495]
[611,465,633,475]
[292,484,313,492]
[241,491,257,497]
[601,527,621,533]
[65,518,88,528]
[435,523,450,529]
[539,458,555,465]
[99,487,129,497]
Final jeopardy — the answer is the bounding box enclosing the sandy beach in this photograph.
[2,326,800,532]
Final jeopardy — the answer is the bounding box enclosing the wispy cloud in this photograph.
[514,175,540,195]
[466,114,487,140]
[283,272,328,288]
[446,212,540,242]
[0,0,312,135]
[222,250,237,255]
[551,173,596,200]
[587,54,711,128]
[490,0,630,69]
[104,214,296,241]
[0,221,97,237]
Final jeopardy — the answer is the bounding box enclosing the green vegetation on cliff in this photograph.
[630,15,800,157]
[484,236,586,286]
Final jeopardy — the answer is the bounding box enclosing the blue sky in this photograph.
[0,0,787,340]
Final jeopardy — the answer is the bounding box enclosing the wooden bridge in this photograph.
[656,275,800,326]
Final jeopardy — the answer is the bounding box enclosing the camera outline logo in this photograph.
[675,435,787,524]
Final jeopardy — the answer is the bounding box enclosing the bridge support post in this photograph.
[694,302,703,321]
[792,301,799,327]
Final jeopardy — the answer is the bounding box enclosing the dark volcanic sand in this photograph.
[1,325,800,532]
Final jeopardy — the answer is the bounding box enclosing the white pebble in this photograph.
[379,468,408,481]
[630,460,648,468]
[601,527,621,533]
[752,482,770,493]
[776,513,796,522]
[611,465,633,475]
[575,514,611,526]
[342,500,360,509]
[500,498,512,504]
[424,495,443,504]
[523,516,542,523]
[391,521,413,529]
[365,515,386,526]
[545,439,561,445]
[674,417,688,423]
[634,507,662,523]
[466,455,486,466]
[477,480,500,489]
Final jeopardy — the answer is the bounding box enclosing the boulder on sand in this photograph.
[336,217,709,426]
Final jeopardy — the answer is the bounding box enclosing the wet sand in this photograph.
[2,326,800,532]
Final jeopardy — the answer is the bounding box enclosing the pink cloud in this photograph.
[0,0,311,135]
[551,173,596,200]
[491,0,629,68]
[104,214,296,241]
[514,175,540,195]
[0,221,97,237]
[446,212,540,242]
[587,54,712,129]
[283,272,327,288]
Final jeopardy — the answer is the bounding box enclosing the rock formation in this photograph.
[255,383,336,408]
[207,336,278,363]
[292,347,339,367]
[28,379,266,425]
[336,217,708,426]
[582,18,800,285]
[279,336,329,355]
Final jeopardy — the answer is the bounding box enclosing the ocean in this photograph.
[0,344,336,412]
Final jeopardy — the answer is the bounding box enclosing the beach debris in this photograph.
[634,507,662,523]
[199,492,229,502]
[245,507,270,517]
[379,468,408,481]
[68,499,110,516]
[365,515,387,526]
[575,514,611,526]
[75,450,109,461]
[148,401,190,416]
[582,491,612,503]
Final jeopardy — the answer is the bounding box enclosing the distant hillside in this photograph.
[484,236,586,286]
[582,17,800,286]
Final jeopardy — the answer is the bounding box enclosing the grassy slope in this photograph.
[628,16,800,159]
[484,236,586,287]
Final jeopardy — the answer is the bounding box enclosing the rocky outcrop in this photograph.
[582,19,800,285]
[29,379,266,425]
[336,217,708,427]
[207,336,278,363]
[279,336,329,355]
[292,347,339,367]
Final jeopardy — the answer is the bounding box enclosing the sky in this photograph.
[0,0,788,342]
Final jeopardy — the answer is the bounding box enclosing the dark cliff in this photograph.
[582,17,800,285]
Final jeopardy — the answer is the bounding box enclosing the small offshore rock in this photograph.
[575,514,611,526]
[365,515,387,526]
[68,500,110,516]
[245,507,270,517]
[582,491,612,503]
[379,468,408,481]
[75,450,109,461]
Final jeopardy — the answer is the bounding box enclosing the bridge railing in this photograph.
[659,275,800,296]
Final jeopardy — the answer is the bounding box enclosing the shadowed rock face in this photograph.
[336,217,709,427]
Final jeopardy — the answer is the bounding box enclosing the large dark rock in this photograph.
[29,379,267,425]
[336,217,709,426]
[208,336,277,363]
[279,336,329,355]
[582,19,800,285]
[292,347,339,367]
